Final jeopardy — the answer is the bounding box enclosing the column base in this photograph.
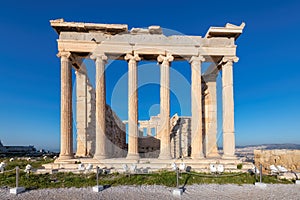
[206,152,221,159]
[158,154,172,160]
[126,153,140,160]
[75,153,88,158]
[94,154,108,160]
[222,154,237,160]
[191,153,204,160]
[57,154,74,161]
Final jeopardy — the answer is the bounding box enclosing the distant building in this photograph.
[0,140,37,156]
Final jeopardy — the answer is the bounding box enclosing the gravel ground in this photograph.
[0,184,299,200]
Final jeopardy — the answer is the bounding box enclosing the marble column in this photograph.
[91,54,108,160]
[222,56,239,159]
[190,55,205,159]
[75,64,88,157]
[125,53,141,160]
[203,74,220,158]
[58,51,73,160]
[157,53,173,159]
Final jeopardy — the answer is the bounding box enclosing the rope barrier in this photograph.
[184,171,246,178]
[0,163,249,180]
[0,168,16,173]
[0,167,34,174]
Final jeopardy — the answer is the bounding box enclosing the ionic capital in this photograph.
[222,56,239,64]
[90,53,108,63]
[57,51,71,61]
[124,52,141,62]
[189,55,205,64]
[157,53,174,65]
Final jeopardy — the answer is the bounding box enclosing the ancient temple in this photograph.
[50,19,245,170]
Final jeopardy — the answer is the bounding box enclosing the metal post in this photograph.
[176,167,179,188]
[96,166,99,186]
[260,164,262,183]
[16,166,19,188]
[255,166,257,182]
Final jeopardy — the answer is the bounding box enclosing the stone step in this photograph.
[41,160,252,174]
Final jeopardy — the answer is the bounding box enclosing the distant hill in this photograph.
[236,143,300,150]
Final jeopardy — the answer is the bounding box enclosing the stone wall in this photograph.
[86,81,96,156]
[105,104,127,158]
[170,116,191,158]
[85,85,127,158]
[135,114,192,159]
[134,114,192,159]
[254,149,300,172]
[138,137,160,158]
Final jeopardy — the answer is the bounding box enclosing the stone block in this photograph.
[254,150,300,173]
[50,169,59,174]
[10,187,25,195]
[92,185,104,192]
[172,188,183,196]
[278,172,297,180]
[255,182,267,188]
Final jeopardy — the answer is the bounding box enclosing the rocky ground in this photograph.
[0,184,299,200]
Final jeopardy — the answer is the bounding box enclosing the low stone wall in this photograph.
[85,85,127,158]
[254,149,300,172]
[138,137,160,158]
[106,104,127,158]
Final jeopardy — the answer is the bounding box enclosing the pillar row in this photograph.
[157,53,173,160]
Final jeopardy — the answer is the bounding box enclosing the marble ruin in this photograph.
[51,19,245,170]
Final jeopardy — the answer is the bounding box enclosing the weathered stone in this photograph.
[278,172,297,180]
[148,26,162,34]
[170,117,191,158]
[254,150,300,173]
[138,137,160,158]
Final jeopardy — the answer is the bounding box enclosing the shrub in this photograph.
[237,163,243,169]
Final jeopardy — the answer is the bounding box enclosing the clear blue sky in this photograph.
[0,0,299,151]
